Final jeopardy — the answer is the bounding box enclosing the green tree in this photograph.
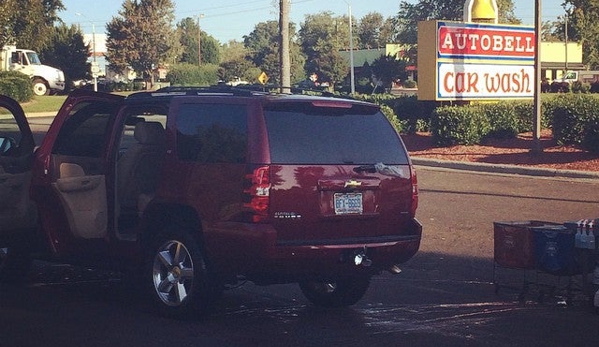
[106,0,180,86]
[218,58,260,83]
[0,0,64,50]
[0,0,18,47]
[299,11,351,87]
[358,12,387,49]
[244,20,305,85]
[564,1,599,68]
[379,17,396,47]
[394,0,519,44]
[39,24,90,89]
[218,40,260,82]
[177,17,220,65]
[371,54,409,92]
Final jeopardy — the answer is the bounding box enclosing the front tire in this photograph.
[32,78,49,96]
[299,276,371,308]
[147,227,219,317]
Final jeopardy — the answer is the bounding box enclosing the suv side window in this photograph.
[176,103,247,163]
[52,101,118,157]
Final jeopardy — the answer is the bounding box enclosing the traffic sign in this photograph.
[258,71,269,85]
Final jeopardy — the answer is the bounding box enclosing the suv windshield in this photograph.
[264,104,408,165]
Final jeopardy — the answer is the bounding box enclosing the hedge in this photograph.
[431,104,491,146]
[551,94,599,152]
[165,63,219,86]
[0,71,34,102]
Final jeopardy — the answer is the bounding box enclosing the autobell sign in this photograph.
[438,24,535,60]
[418,20,535,101]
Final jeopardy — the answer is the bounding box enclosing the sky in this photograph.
[59,0,567,44]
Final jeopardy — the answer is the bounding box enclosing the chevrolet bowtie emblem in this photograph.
[344,180,362,188]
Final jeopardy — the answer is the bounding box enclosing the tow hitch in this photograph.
[353,248,372,267]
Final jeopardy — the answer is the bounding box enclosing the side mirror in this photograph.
[0,136,16,154]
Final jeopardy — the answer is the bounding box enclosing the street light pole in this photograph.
[346,2,355,94]
[76,12,98,92]
[197,14,204,67]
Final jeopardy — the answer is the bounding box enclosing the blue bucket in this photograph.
[532,225,579,275]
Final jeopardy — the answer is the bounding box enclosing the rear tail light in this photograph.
[244,166,271,223]
[410,165,418,217]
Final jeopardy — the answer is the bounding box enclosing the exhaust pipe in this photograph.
[388,265,402,274]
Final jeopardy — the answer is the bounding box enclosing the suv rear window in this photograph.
[264,103,409,165]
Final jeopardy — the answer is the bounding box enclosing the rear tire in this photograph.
[147,226,220,317]
[299,276,370,308]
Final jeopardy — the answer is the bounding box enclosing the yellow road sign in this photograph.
[258,72,269,85]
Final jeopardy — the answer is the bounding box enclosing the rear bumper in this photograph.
[207,219,422,283]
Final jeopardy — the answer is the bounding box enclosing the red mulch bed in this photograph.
[402,130,599,172]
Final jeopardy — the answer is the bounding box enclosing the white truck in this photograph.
[553,70,599,85]
[0,45,65,96]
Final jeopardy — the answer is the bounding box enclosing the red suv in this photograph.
[0,88,421,316]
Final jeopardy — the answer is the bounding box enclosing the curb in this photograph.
[412,157,599,180]
[25,112,57,118]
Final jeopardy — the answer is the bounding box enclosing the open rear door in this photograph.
[31,90,123,254]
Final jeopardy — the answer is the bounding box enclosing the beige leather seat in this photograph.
[117,121,165,215]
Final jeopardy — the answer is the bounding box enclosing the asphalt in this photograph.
[25,111,599,181]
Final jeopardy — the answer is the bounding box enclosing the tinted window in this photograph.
[264,106,408,165]
[53,101,118,157]
[176,103,247,163]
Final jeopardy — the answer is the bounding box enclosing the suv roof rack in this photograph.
[127,84,346,100]
[158,85,270,96]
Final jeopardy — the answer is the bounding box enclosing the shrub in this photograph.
[402,80,417,88]
[379,104,404,133]
[551,81,570,93]
[166,63,219,86]
[482,102,519,139]
[572,80,591,93]
[392,95,436,133]
[0,71,34,102]
[551,94,599,152]
[431,105,491,146]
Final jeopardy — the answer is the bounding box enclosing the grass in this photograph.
[20,95,67,114]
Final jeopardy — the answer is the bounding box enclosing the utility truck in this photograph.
[553,70,599,85]
[0,45,65,96]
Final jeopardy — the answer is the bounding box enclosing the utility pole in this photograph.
[532,0,543,154]
[279,0,291,93]
[564,12,568,75]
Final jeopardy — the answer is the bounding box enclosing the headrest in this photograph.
[134,122,165,145]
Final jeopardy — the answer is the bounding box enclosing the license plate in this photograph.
[334,193,363,215]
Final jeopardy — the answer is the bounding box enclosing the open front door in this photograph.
[31,91,123,254]
[0,96,36,235]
